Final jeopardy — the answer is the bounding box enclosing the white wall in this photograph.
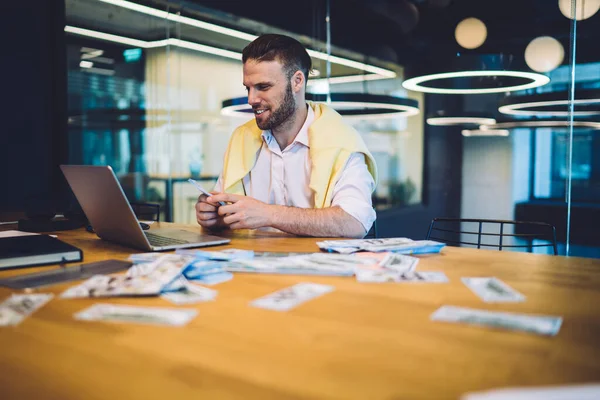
[461,135,514,246]
[462,136,514,221]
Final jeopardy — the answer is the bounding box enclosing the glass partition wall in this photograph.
[65,0,422,224]
[64,0,599,257]
[565,0,600,257]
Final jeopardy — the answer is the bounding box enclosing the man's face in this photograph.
[243,59,296,131]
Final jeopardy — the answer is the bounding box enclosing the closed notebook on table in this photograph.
[0,235,83,270]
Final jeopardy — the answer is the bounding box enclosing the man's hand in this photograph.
[195,193,228,230]
[208,193,272,230]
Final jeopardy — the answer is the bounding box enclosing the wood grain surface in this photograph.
[0,223,599,400]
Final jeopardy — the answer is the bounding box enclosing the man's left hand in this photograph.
[208,193,272,229]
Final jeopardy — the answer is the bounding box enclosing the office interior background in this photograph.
[1,0,599,257]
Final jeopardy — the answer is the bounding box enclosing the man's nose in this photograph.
[247,89,260,106]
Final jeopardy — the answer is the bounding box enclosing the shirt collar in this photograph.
[261,104,314,148]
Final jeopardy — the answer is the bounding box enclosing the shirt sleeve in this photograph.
[330,152,376,233]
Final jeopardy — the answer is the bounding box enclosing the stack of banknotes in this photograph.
[316,238,446,254]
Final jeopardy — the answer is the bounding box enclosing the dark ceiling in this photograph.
[184,0,600,67]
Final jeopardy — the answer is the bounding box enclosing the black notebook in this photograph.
[0,235,83,270]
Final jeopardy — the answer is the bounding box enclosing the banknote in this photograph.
[431,305,562,336]
[462,277,526,303]
[161,282,217,305]
[356,270,448,283]
[0,293,54,326]
[74,303,198,326]
[250,283,334,311]
[317,238,446,254]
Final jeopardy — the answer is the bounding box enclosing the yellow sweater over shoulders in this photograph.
[220,101,378,208]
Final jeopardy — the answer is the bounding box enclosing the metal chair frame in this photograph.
[426,218,558,255]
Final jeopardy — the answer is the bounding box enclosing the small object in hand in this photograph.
[188,179,226,206]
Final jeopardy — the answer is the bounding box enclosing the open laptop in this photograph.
[61,165,230,251]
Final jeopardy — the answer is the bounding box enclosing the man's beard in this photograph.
[256,83,296,131]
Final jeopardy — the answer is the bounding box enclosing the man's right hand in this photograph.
[195,194,227,230]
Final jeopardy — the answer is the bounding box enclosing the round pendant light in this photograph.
[455,18,487,50]
[524,36,565,73]
[462,129,509,137]
[221,93,420,120]
[426,111,495,126]
[403,54,549,94]
[499,89,600,117]
[559,0,600,20]
[481,120,600,130]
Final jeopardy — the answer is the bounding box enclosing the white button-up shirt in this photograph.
[215,106,376,232]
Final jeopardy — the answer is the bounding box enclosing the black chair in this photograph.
[365,218,378,238]
[425,218,558,255]
[86,202,160,234]
[130,202,161,222]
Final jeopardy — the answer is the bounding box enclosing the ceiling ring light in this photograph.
[426,111,496,126]
[221,93,420,120]
[403,70,549,94]
[481,120,600,130]
[78,0,397,78]
[462,129,509,137]
[499,89,600,117]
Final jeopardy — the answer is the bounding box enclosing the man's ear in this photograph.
[291,70,305,93]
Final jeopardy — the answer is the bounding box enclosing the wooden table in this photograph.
[1,223,600,400]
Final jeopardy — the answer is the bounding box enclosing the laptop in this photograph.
[61,165,230,251]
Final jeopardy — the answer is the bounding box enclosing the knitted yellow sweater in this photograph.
[220,101,378,208]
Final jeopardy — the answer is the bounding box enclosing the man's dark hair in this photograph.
[242,34,312,84]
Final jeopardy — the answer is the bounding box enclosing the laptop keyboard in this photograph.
[145,232,188,247]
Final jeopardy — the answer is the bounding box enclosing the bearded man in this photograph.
[195,34,377,238]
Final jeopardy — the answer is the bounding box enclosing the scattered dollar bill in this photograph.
[356,270,448,283]
[224,253,373,276]
[254,252,308,257]
[182,260,233,285]
[74,303,198,326]
[176,248,254,261]
[182,260,227,279]
[461,383,600,400]
[128,252,164,264]
[431,305,562,336]
[317,238,446,254]
[126,262,158,277]
[250,283,334,311]
[161,276,188,293]
[462,277,526,303]
[191,271,233,285]
[378,253,419,273]
[0,293,54,327]
[61,255,188,298]
[60,274,163,298]
[161,282,217,305]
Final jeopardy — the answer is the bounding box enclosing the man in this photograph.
[196,34,377,238]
